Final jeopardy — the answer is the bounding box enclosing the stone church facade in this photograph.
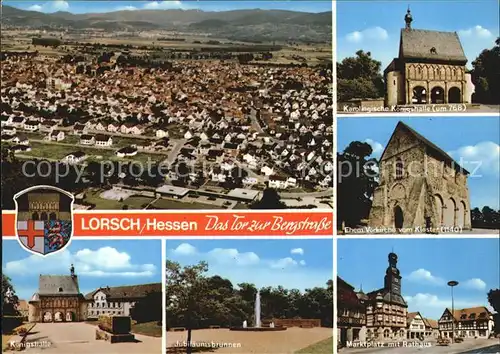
[384,9,474,107]
[368,121,471,231]
[28,265,89,323]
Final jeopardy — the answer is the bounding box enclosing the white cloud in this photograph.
[346,27,388,43]
[299,260,306,266]
[404,293,489,319]
[118,6,137,11]
[269,257,298,269]
[144,1,184,10]
[448,141,500,176]
[459,25,493,39]
[3,247,156,278]
[462,278,487,291]
[26,1,69,13]
[364,139,384,158]
[291,248,304,255]
[51,0,69,11]
[172,243,197,256]
[207,248,260,266]
[407,268,445,286]
[28,4,43,11]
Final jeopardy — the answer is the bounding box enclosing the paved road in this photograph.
[163,138,186,165]
[460,344,500,353]
[280,188,333,198]
[340,339,499,354]
[249,108,265,134]
[5,322,161,354]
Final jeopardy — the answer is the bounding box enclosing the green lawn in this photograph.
[83,190,155,210]
[295,337,333,354]
[131,321,162,337]
[83,190,223,210]
[21,142,163,164]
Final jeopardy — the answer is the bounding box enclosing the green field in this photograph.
[19,142,164,164]
[131,321,162,337]
[83,189,223,210]
[295,337,334,354]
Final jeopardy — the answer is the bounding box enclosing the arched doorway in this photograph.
[443,198,456,228]
[434,194,444,227]
[448,87,461,103]
[40,212,48,221]
[54,311,64,322]
[412,86,427,104]
[431,87,444,104]
[66,312,76,322]
[32,212,39,220]
[457,201,466,228]
[43,312,52,322]
[394,206,404,229]
[49,212,57,220]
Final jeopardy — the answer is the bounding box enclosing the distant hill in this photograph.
[1,5,332,42]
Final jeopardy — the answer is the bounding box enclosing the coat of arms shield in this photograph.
[14,185,74,256]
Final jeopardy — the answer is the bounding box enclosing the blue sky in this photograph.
[5,1,332,14]
[338,238,500,320]
[167,239,333,291]
[2,240,162,301]
[338,116,500,209]
[337,1,499,69]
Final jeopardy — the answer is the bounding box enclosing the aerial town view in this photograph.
[338,238,500,353]
[1,1,333,210]
[2,239,162,353]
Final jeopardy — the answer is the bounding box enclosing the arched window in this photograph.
[40,212,48,220]
[49,212,57,220]
[32,212,39,220]
[395,158,404,179]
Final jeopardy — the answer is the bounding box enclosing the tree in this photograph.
[130,290,162,323]
[250,188,286,209]
[487,289,500,334]
[471,38,500,104]
[166,261,208,354]
[337,141,379,228]
[2,274,19,316]
[337,50,384,101]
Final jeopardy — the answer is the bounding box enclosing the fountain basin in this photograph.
[229,326,287,331]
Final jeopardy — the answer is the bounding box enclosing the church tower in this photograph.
[404,7,413,30]
[384,252,402,295]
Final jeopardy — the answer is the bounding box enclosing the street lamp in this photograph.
[447,280,459,344]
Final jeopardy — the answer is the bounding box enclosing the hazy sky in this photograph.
[5,1,332,14]
[167,238,333,291]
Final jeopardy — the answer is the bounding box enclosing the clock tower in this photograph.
[384,252,402,295]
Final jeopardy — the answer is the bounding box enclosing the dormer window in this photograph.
[430,47,437,54]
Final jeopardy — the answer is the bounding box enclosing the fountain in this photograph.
[255,291,261,327]
[230,291,287,331]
